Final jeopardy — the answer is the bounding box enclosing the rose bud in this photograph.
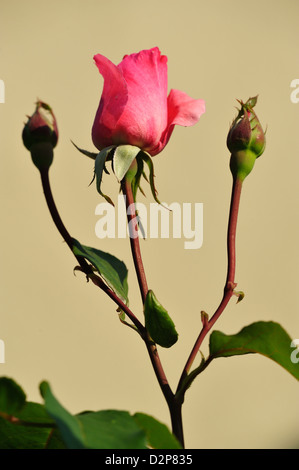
[22,100,58,170]
[91,47,205,157]
[227,96,266,181]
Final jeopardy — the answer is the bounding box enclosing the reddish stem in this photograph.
[41,166,183,446]
[121,176,149,304]
[40,168,143,332]
[121,174,185,446]
[176,176,243,396]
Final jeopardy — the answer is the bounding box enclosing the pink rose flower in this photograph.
[92,47,205,156]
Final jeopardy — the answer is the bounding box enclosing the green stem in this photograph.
[176,176,243,397]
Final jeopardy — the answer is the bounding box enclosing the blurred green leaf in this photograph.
[40,381,147,449]
[14,401,55,425]
[40,381,85,449]
[72,238,129,304]
[77,410,147,449]
[0,377,65,449]
[209,321,299,380]
[0,416,54,449]
[0,377,26,415]
[0,378,181,449]
[133,413,181,449]
[144,290,178,348]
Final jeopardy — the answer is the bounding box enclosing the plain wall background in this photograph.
[0,0,298,448]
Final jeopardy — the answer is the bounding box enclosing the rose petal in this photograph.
[152,89,205,155]
[92,54,128,149]
[116,47,168,150]
[167,89,206,127]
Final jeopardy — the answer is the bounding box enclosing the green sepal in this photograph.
[94,146,115,205]
[140,152,162,205]
[131,157,145,202]
[144,290,178,348]
[113,145,141,182]
[71,141,99,160]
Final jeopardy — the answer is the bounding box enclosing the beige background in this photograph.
[1,0,298,449]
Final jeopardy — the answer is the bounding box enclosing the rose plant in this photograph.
[0,47,298,450]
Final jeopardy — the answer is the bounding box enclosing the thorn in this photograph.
[226,281,237,292]
[201,310,209,327]
[199,350,205,363]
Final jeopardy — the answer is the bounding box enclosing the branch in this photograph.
[176,176,243,398]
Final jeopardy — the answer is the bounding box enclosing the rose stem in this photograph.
[121,175,148,304]
[39,167,143,331]
[176,176,243,397]
[121,174,184,447]
[40,165,184,443]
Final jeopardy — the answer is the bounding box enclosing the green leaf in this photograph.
[13,401,66,448]
[113,145,141,182]
[0,378,181,450]
[14,401,55,425]
[40,381,86,449]
[0,377,65,449]
[72,238,129,304]
[0,416,55,449]
[209,321,299,380]
[40,381,147,449]
[77,410,147,449]
[94,146,115,205]
[133,413,182,449]
[0,377,26,415]
[144,290,178,348]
